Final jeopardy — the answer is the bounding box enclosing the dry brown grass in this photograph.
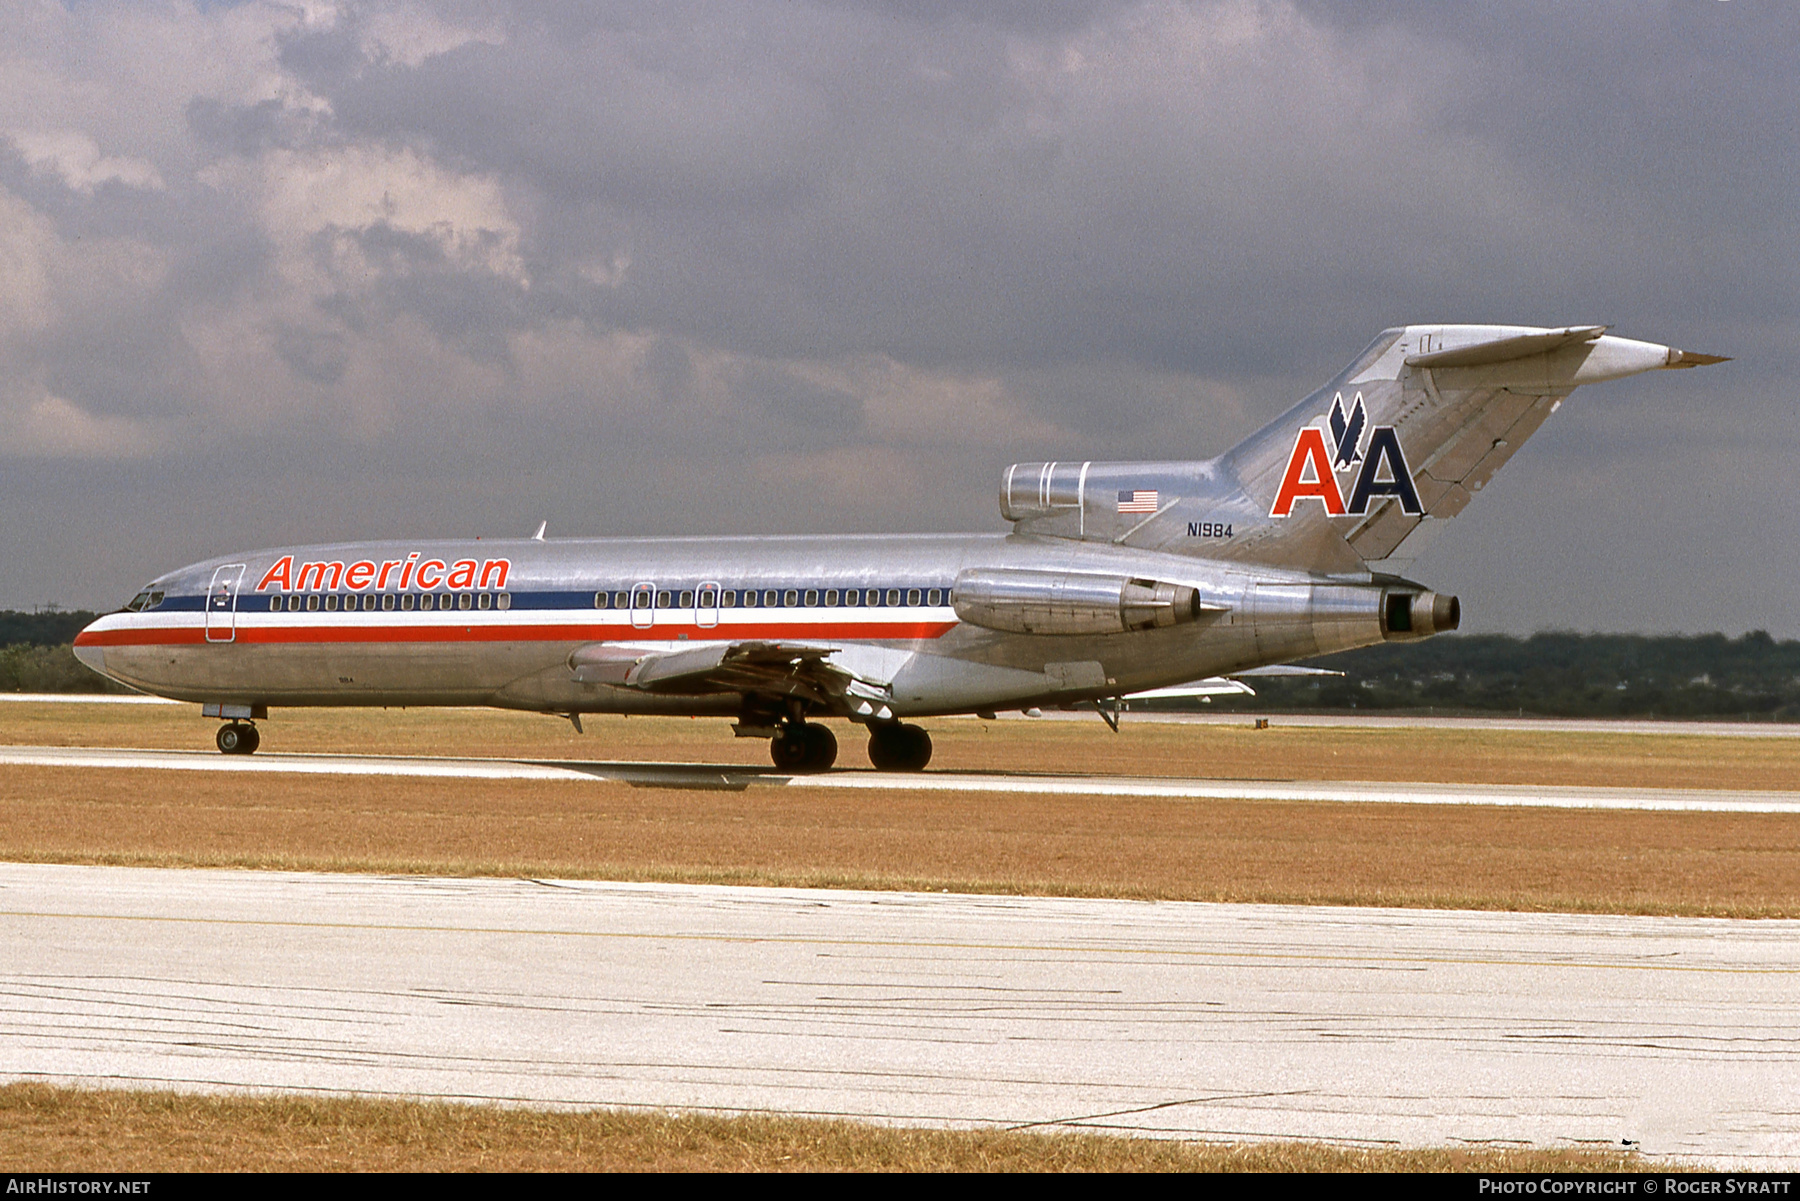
[0,1083,1657,1172]
[4,760,1798,915]
[3,704,1797,914]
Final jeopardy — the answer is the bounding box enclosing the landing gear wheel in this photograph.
[867,722,931,772]
[771,723,837,772]
[216,722,259,755]
[800,722,837,771]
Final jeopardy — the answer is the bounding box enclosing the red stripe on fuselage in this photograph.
[74,620,958,647]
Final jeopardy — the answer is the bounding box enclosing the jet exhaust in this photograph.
[1382,590,1460,640]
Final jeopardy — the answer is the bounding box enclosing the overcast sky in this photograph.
[2,0,1795,635]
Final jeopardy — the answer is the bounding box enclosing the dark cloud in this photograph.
[0,0,1793,638]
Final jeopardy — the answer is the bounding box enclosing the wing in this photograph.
[569,640,896,719]
[1121,664,1344,702]
[1123,676,1256,701]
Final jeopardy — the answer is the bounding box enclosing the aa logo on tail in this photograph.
[1271,392,1423,518]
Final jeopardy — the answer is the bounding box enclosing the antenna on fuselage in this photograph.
[531,521,547,541]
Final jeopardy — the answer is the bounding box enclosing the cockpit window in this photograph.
[122,589,166,612]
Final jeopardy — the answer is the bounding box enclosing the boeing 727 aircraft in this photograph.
[74,324,1724,769]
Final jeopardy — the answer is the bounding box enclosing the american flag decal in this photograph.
[1117,489,1159,514]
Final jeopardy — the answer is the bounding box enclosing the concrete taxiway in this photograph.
[2,863,1795,1166]
[3,743,1797,813]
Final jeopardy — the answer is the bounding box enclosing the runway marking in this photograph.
[3,908,1793,976]
[1014,712,1800,739]
[0,693,178,705]
[3,743,1797,813]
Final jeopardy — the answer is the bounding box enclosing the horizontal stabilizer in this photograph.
[1405,326,1605,369]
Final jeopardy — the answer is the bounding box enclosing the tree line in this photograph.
[1191,630,1800,721]
[0,611,124,693]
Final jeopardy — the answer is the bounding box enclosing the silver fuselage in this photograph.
[74,532,1391,717]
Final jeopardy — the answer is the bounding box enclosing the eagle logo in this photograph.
[1328,392,1366,470]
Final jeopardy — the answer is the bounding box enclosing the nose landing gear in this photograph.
[215,722,260,755]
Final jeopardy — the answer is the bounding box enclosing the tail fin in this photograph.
[1001,325,1724,573]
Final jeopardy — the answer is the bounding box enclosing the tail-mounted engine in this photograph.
[1382,590,1460,640]
[952,568,1217,636]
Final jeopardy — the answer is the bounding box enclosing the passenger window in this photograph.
[679,590,694,608]
[824,589,838,607]
[784,589,799,607]
[306,595,319,612]
[612,592,628,609]
[401,594,415,611]
[478,593,492,610]
[656,590,672,607]
[324,595,337,612]
[886,589,900,606]
[740,590,756,608]
[458,593,472,611]
[382,594,395,611]
[269,597,280,612]
[634,589,653,610]
[721,590,736,607]
[906,589,920,606]
[927,588,941,606]
[698,588,716,607]
[497,593,511,610]
[803,589,818,607]
[594,592,608,609]
[764,590,778,607]
[287,596,300,612]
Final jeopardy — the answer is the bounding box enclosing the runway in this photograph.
[1,863,1795,1167]
[3,743,1797,813]
[8,692,1800,740]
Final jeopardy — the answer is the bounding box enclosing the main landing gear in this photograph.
[216,722,260,755]
[867,722,931,772]
[749,702,930,774]
[770,721,838,773]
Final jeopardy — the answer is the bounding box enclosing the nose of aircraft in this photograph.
[72,626,106,676]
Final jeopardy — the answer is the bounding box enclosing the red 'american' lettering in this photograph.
[255,555,510,592]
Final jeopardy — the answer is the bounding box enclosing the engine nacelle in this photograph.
[953,568,1207,636]
[1382,590,1461,640]
[1246,582,1460,661]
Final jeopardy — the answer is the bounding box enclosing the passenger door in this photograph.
[697,581,721,630]
[630,582,655,630]
[204,564,247,643]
